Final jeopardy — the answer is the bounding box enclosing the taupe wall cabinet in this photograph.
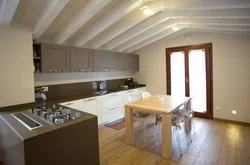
[117,53,128,71]
[41,43,70,73]
[71,47,92,72]
[93,50,117,72]
[128,54,139,71]
[37,43,139,73]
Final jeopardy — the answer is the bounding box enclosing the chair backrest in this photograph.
[184,97,193,111]
[141,92,151,99]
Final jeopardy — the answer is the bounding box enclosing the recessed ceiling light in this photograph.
[172,26,180,31]
[140,6,148,10]
[143,9,154,15]
[161,17,169,22]
[232,110,237,114]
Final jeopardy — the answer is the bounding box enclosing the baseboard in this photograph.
[213,117,250,126]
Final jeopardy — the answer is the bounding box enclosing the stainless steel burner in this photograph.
[31,106,85,126]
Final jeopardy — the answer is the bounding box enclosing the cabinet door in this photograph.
[78,98,98,115]
[117,53,128,71]
[102,105,123,123]
[60,100,79,109]
[101,93,122,109]
[41,43,70,73]
[93,50,117,72]
[71,47,92,72]
[127,54,139,71]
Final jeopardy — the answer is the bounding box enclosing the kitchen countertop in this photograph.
[0,84,146,113]
[0,85,145,140]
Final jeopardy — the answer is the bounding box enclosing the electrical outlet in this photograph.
[215,107,221,111]
[42,86,49,92]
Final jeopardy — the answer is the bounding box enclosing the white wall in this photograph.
[0,26,34,107]
[34,71,135,86]
[134,31,250,123]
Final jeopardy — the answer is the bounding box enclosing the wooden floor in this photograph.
[98,118,250,165]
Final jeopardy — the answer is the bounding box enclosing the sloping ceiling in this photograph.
[1,0,250,52]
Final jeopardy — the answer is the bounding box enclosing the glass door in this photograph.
[188,49,207,113]
[166,44,213,119]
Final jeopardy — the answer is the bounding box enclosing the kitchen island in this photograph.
[0,105,99,165]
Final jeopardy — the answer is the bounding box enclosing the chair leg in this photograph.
[143,118,147,142]
[173,127,182,153]
[155,122,161,145]
[192,117,196,134]
[140,119,143,130]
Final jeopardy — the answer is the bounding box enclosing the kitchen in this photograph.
[1,0,250,165]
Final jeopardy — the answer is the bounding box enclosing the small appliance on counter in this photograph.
[126,78,138,88]
[34,87,46,103]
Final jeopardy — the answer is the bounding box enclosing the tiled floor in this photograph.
[98,118,250,165]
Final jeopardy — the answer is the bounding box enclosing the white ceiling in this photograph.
[1,0,250,52]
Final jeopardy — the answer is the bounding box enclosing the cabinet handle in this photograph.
[76,70,79,72]
[104,69,108,71]
[54,70,58,72]
[109,93,118,97]
[86,69,90,72]
[101,69,104,71]
[109,106,120,111]
[80,69,85,72]
[85,98,97,102]
[65,103,73,105]
[49,70,54,72]
[58,70,61,72]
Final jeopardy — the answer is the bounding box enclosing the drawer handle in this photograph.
[109,106,120,110]
[127,91,134,93]
[84,98,97,102]
[65,103,73,105]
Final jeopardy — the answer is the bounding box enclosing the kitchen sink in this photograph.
[94,90,110,95]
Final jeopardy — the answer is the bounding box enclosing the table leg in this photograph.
[161,114,172,159]
[125,106,134,144]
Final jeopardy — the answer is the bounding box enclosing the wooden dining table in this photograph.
[124,94,191,159]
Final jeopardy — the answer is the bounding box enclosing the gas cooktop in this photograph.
[30,105,85,126]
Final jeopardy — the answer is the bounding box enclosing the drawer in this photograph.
[60,100,79,109]
[136,87,146,95]
[102,105,123,123]
[78,97,99,115]
[101,93,122,109]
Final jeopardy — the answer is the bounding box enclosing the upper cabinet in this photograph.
[41,43,70,73]
[117,53,128,71]
[70,47,92,72]
[93,50,117,72]
[127,54,139,71]
[35,43,139,73]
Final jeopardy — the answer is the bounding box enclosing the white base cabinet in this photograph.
[59,100,79,109]
[102,105,124,123]
[60,87,146,125]
[78,97,102,125]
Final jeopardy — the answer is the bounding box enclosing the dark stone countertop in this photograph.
[0,85,146,140]
[0,84,146,113]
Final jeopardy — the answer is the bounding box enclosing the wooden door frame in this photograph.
[166,43,213,119]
